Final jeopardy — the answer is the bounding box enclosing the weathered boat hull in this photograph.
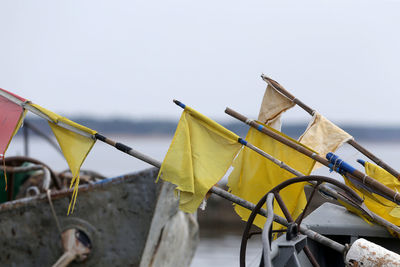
[0,167,199,266]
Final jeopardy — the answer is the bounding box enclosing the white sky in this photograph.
[1,0,400,126]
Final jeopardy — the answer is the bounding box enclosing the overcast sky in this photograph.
[1,0,400,126]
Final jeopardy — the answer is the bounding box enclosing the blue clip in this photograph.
[238,138,248,146]
[326,152,356,175]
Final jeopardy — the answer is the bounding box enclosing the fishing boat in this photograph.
[0,156,199,266]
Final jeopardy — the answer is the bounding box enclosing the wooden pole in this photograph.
[171,100,400,234]
[261,74,400,179]
[225,107,400,206]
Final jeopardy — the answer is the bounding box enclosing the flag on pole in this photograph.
[228,123,316,229]
[344,161,400,237]
[258,84,295,131]
[298,112,353,170]
[157,105,242,213]
[30,104,96,214]
[0,89,27,189]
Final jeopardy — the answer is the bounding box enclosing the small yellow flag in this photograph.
[49,123,96,214]
[157,106,242,213]
[344,162,400,237]
[228,123,316,229]
[30,103,96,214]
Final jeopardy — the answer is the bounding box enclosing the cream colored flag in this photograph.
[299,112,353,170]
[258,84,295,131]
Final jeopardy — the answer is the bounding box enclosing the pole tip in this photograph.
[173,99,186,109]
[357,159,366,167]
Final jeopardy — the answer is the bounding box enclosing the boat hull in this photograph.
[0,167,199,266]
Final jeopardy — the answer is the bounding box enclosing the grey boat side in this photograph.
[0,167,199,267]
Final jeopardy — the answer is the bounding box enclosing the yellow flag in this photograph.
[157,106,242,213]
[298,112,353,170]
[344,162,400,237]
[228,124,316,229]
[30,103,97,214]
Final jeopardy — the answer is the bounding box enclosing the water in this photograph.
[5,136,400,266]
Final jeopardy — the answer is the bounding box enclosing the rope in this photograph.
[199,198,207,210]
[362,174,367,184]
[47,189,63,235]
[333,157,340,173]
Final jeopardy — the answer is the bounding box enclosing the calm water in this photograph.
[6,135,400,266]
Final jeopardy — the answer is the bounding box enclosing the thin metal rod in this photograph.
[303,246,320,267]
[225,107,400,206]
[347,139,400,179]
[261,74,400,179]
[245,142,303,176]
[296,183,320,226]
[273,192,294,222]
[94,133,162,168]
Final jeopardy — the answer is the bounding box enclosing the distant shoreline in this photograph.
[20,117,400,142]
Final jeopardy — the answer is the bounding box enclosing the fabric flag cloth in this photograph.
[228,123,316,229]
[30,104,97,214]
[258,84,295,131]
[157,105,242,213]
[0,89,27,189]
[298,112,353,170]
[344,162,400,237]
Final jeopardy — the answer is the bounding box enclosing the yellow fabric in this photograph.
[228,123,316,229]
[30,103,59,123]
[5,109,27,153]
[49,122,96,214]
[30,103,97,214]
[30,103,96,135]
[344,162,400,237]
[337,199,372,225]
[157,106,242,213]
[3,110,27,190]
[258,84,295,130]
[298,112,353,170]
[12,110,27,139]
